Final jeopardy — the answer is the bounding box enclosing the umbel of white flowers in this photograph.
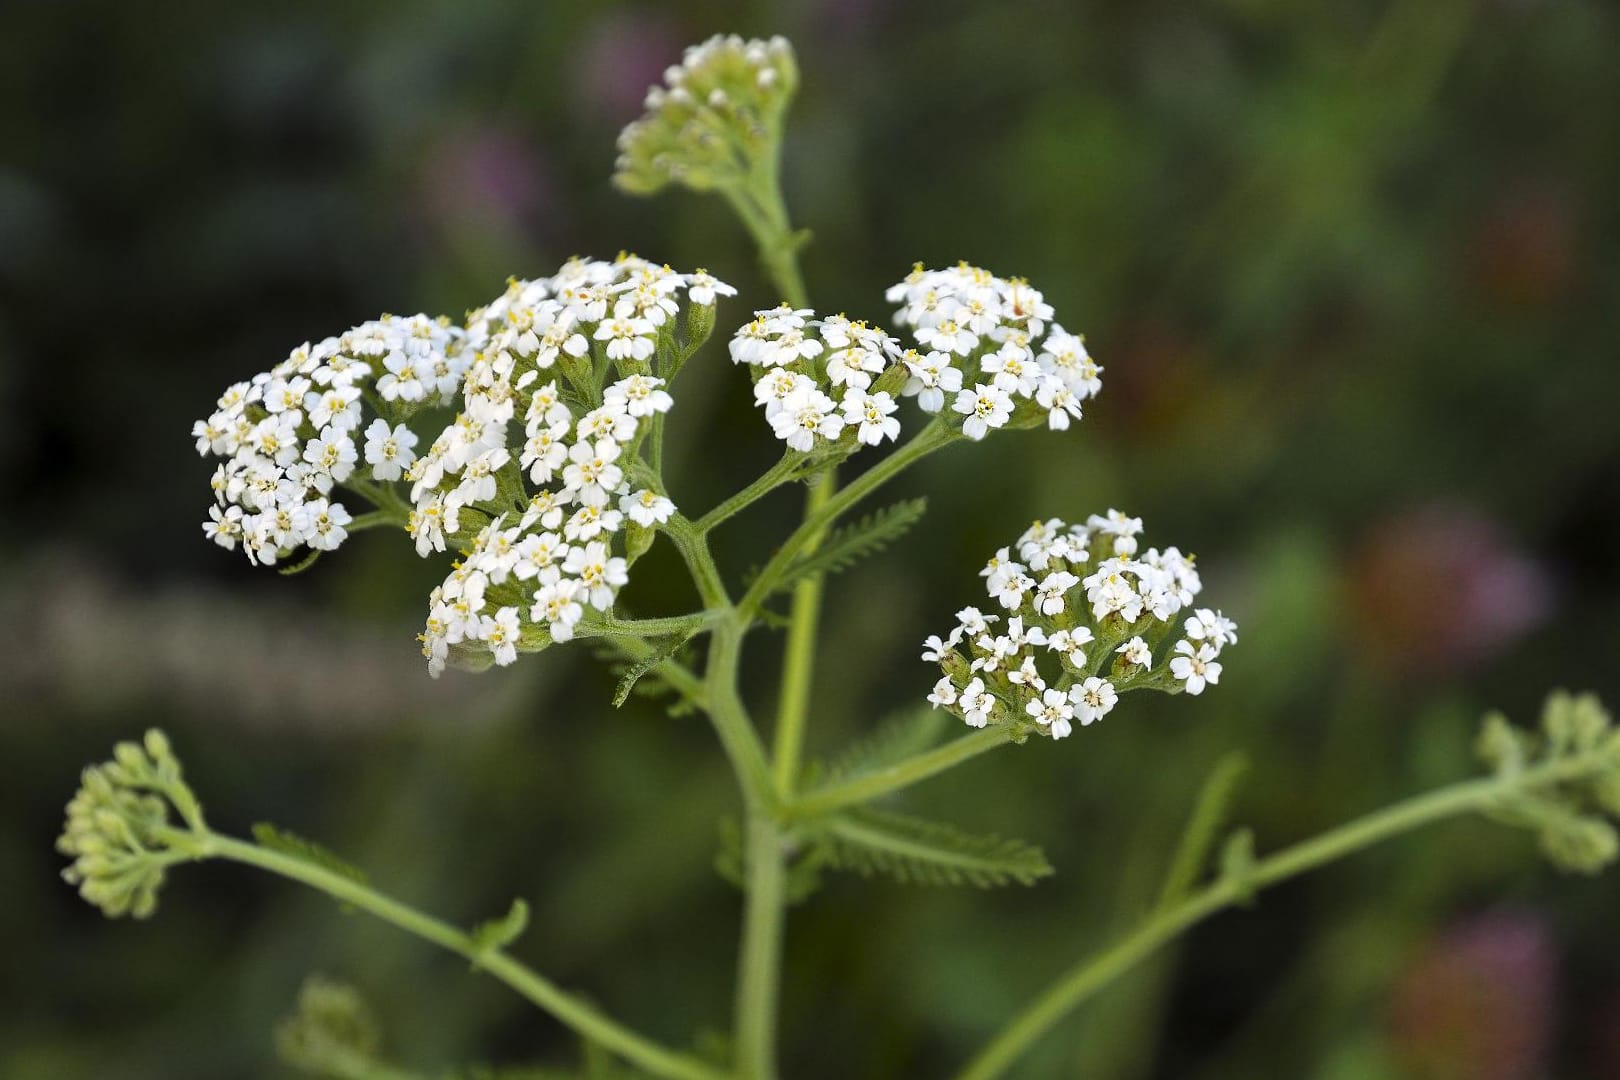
[192,254,734,675]
[923,512,1238,739]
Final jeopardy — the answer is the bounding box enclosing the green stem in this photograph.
[200,833,725,1080]
[955,751,1610,1080]
[582,610,723,640]
[770,474,833,796]
[704,622,777,814]
[735,812,787,1080]
[787,725,1017,822]
[665,515,731,609]
[740,422,956,617]
[694,454,805,535]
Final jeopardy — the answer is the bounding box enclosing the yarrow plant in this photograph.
[66,34,1620,1080]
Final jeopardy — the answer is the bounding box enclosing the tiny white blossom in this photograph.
[1069,677,1118,726]
[1170,640,1223,695]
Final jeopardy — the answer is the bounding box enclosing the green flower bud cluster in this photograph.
[275,976,383,1076]
[57,729,204,918]
[1479,691,1620,874]
[614,35,798,196]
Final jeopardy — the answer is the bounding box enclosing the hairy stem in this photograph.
[198,833,725,1080]
[736,812,787,1080]
[955,750,1612,1080]
[694,453,805,535]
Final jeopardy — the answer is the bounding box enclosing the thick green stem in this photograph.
[735,813,787,1080]
[740,422,956,617]
[200,834,725,1080]
[955,751,1611,1080]
[786,725,1016,822]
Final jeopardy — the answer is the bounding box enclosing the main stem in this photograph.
[718,152,822,1080]
[954,752,1607,1080]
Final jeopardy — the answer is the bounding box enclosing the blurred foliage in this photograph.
[2,0,1619,1077]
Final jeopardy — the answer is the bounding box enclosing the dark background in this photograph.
[4,0,1619,1077]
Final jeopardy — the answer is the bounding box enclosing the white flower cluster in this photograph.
[886,263,1102,440]
[614,35,799,196]
[192,315,470,565]
[412,255,730,676]
[728,306,904,453]
[923,512,1237,739]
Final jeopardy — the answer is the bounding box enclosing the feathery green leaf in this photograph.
[767,497,928,596]
[252,823,368,886]
[822,807,1052,887]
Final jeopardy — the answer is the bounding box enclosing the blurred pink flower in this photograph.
[1389,911,1557,1080]
[420,125,551,237]
[1349,503,1552,674]
[574,14,686,122]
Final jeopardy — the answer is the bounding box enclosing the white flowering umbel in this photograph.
[412,255,728,676]
[729,306,905,456]
[193,315,471,566]
[614,35,799,196]
[887,263,1102,439]
[923,511,1236,739]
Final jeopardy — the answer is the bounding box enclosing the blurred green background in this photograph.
[4,0,1619,1077]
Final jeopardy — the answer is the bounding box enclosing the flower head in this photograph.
[615,35,799,196]
[887,263,1102,438]
[923,511,1235,738]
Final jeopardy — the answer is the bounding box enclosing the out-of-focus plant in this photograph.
[57,34,1620,1080]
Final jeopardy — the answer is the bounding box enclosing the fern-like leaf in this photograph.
[612,634,693,708]
[768,497,927,597]
[807,707,950,791]
[822,807,1052,887]
[252,823,368,886]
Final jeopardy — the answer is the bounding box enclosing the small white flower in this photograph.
[604,374,674,418]
[1169,640,1223,695]
[377,351,425,402]
[1069,677,1118,726]
[482,606,522,666]
[953,383,1013,441]
[362,419,418,482]
[686,269,737,307]
[957,677,997,728]
[622,488,676,527]
[841,389,901,446]
[927,677,958,709]
[1026,687,1076,740]
[1185,608,1239,650]
[1116,636,1153,667]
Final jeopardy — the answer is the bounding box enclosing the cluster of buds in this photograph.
[614,35,799,196]
[922,512,1237,739]
[192,316,471,565]
[58,730,203,919]
[887,263,1102,439]
[413,255,732,675]
[1478,691,1620,874]
[729,306,905,454]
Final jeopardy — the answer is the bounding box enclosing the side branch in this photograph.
[197,833,727,1080]
[954,750,1614,1080]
